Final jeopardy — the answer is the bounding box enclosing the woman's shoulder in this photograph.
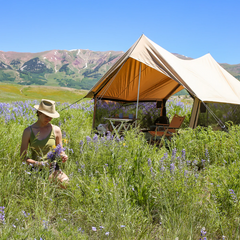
[52,124,61,134]
[24,125,32,132]
[22,125,32,138]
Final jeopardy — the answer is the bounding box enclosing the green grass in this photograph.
[0,83,88,103]
[0,100,240,239]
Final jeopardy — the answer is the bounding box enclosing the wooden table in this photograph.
[104,117,136,135]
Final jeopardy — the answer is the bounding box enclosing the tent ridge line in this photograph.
[145,45,197,98]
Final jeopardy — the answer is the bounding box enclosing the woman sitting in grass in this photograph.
[20,99,69,188]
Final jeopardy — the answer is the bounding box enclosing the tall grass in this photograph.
[0,100,239,239]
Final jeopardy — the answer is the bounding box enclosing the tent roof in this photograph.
[85,34,240,105]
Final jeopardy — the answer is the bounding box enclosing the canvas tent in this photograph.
[85,34,240,129]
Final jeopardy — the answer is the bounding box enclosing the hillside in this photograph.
[0,49,239,90]
[0,49,124,90]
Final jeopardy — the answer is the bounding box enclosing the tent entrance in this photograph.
[94,100,163,131]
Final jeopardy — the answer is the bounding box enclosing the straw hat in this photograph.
[34,99,60,118]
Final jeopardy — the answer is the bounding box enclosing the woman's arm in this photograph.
[54,125,68,163]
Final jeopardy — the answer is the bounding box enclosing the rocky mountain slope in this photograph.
[0,49,239,90]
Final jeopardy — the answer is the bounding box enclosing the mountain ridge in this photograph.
[0,49,239,90]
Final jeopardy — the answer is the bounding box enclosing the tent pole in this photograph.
[135,63,141,122]
[189,97,201,128]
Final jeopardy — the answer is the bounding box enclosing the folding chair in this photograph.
[148,114,185,146]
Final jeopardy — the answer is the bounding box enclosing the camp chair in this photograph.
[148,114,185,146]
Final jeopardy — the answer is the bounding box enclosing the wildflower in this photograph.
[170,163,175,173]
[201,227,207,236]
[92,226,97,231]
[181,149,186,160]
[105,232,110,235]
[0,206,5,224]
[68,148,74,153]
[86,136,91,142]
[22,210,26,217]
[47,144,64,161]
[93,134,98,142]
[193,160,198,165]
[42,220,48,229]
[147,158,152,166]
[13,224,16,228]
[229,189,238,202]
[120,225,125,228]
[171,148,177,160]
[100,226,104,229]
[205,148,209,159]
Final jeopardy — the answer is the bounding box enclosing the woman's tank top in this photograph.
[29,125,56,161]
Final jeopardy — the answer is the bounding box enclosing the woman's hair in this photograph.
[36,111,40,117]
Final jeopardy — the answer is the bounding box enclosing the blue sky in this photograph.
[1,0,239,64]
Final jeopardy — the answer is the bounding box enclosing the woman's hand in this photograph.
[60,152,68,163]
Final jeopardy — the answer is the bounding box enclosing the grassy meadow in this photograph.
[0,83,88,103]
[0,88,239,239]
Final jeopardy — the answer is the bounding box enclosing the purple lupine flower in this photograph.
[147,158,152,166]
[86,136,91,142]
[93,134,98,142]
[47,144,64,161]
[229,189,238,202]
[170,163,175,173]
[181,149,186,160]
[171,148,177,160]
[161,152,168,160]
[201,227,207,236]
[0,206,5,224]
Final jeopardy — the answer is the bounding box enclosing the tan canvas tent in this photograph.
[85,34,240,128]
